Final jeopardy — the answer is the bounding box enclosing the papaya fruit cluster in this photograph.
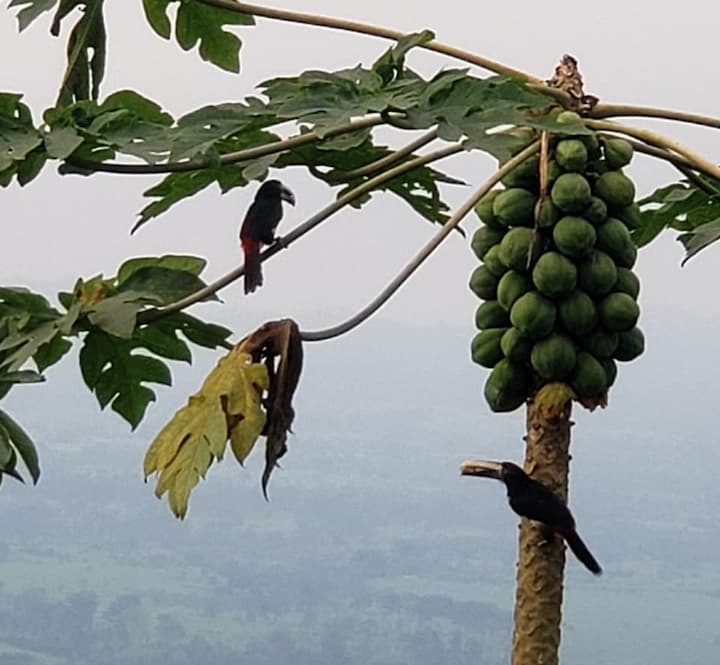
[469,113,645,412]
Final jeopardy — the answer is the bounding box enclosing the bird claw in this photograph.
[537,524,556,547]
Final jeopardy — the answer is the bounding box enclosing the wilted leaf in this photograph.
[144,319,304,517]
[144,345,270,518]
[0,408,40,484]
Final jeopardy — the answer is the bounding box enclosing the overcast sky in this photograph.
[2,6,720,655]
[2,0,720,335]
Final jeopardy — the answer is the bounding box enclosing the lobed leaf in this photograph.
[175,1,254,73]
[8,0,58,31]
[144,347,269,518]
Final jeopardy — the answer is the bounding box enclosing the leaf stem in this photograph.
[586,119,720,182]
[298,141,541,342]
[194,0,554,90]
[598,134,720,197]
[138,142,465,324]
[337,129,439,180]
[67,116,385,174]
[589,104,720,130]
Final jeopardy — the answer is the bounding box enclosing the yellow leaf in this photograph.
[143,347,269,518]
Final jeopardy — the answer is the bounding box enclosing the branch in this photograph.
[194,0,559,92]
[299,141,541,342]
[586,119,720,183]
[67,116,385,174]
[337,129,439,180]
[138,142,465,324]
[597,133,720,197]
[589,104,720,130]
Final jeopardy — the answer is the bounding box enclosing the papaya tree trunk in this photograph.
[511,395,572,665]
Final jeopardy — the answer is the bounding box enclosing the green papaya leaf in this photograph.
[142,0,173,39]
[8,0,58,31]
[175,1,254,73]
[79,330,172,428]
[117,255,207,284]
[117,267,218,306]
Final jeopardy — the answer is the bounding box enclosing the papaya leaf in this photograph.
[117,255,207,284]
[8,0,58,31]
[0,301,80,372]
[0,370,44,385]
[135,125,279,230]
[0,94,42,172]
[0,369,44,400]
[16,147,48,185]
[0,408,40,484]
[44,126,83,158]
[635,181,720,259]
[117,268,217,306]
[132,323,192,363]
[0,422,23,483]
[170,103,275,162]
[54,1,107,105]
[372,30,435,84]
[175,1,254,73]
[144,346,270,518]
[79,330,172,428]
[276,137,463,227]
[678,218,720,265]
[135,169,221,232]
[250,320,303,499]
[262,66,414,136]
[161,312,232,349]
[87,291,164,339]
[142,0,173,39]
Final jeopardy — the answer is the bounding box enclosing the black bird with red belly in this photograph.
[460,460,602,575]
[239,179,295,294]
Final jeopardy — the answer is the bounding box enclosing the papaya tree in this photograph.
[2,2,720,664]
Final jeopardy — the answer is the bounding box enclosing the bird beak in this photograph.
[281,186,296,206]
[460,459,504,479]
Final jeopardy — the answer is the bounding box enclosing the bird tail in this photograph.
[241,238,263,294]
[558,528,602,575]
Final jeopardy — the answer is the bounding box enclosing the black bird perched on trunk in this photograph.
[239,180,295,294]
[460,460,602,575]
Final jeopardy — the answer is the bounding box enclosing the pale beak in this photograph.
[281,186,296,206]
[459,460,503,479]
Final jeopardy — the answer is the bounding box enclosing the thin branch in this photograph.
[586,119,720,183]
[338,129,439,180]
[674,166,720,198]
[67,116,385,175]
[299,141,541,342]
[138,142,465,324]
[622,138,720,197]
[589,103,720,130]
[195,0,554,90]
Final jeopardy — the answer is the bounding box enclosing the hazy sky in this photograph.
[2,0,720,334]
[2,6,720,660]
